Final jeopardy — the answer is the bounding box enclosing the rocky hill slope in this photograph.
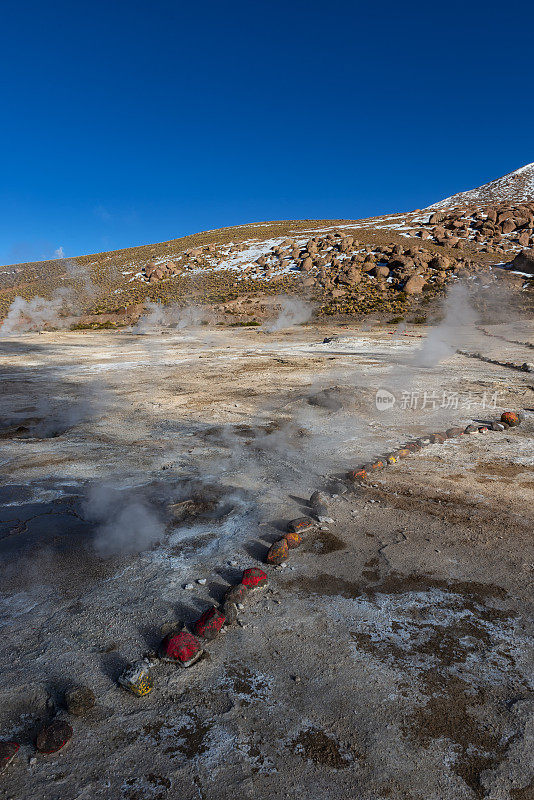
[427,162,534,209]
[1,168,534,330]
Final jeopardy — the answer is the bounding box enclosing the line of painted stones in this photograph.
[476,325,534,351]
[344,410,523,483]
[458,349,534,373]
[0,410,523,771]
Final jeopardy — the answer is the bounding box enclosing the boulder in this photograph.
[404,275,427,295]
[160,631,203,666]
[510,249,534,274]
[300,257,313,272]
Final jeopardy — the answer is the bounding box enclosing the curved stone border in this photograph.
[0,412,524,769]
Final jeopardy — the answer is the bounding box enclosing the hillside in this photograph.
[1,173,534,331]
[427,162,534,209]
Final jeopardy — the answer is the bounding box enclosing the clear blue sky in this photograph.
[1,0,533,265]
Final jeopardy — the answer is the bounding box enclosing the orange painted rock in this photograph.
[287,517,314,534]
[36,720,73,754]
[501,411,520,427]
[284,531,302,549]
[347,468,367,481]
[194,607,226,640]
[241,567,267,589]
[266,538,289,565]
[371,459,385,469]
[0,741,19,773]
[397,448,411,458]
[161,631,203,666]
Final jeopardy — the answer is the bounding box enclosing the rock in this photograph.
[521,362,534,372]
[160,631,203,666]
[287,517,315,534]
[222,601,238,625]
[118,659,154,696]
[404,275,427,295]
[300,257,313,272]
[429,433,447,444]
[385,452,400,464]
[510,250,534,274]
[193,607,226,640]
[267,538,289,565]
[0,742,19,773]
[36,720,73,754]
[225,583,249,605]
[490,422,506,431]
[501,411,520,426]
[241,567,268,589]
[64,686,95,716]
[429,211,447,224]
[347,467,367,481]
[284,531,303,549]
[464,424,479,434]
[446,427,464,437]
[197,578,207,585]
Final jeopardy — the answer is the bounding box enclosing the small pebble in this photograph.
[29,757,37,766]
[293,675,301,683]
[197,578,207,585]
[236,603,245,610]
[184,583,195,590]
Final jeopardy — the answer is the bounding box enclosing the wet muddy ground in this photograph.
[0,323,533,799]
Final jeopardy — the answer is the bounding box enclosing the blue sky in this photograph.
[1,0,533,265]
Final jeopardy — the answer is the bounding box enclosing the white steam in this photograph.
[83,484,165,557]
[412,283,478,368]
[263,296,313,332]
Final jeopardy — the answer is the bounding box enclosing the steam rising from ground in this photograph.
[412,283,478,368]
[0,289,74,335]
[264,296,313,332]
[0,259,102,335]
[83,484,165,557]
[132,302,213,333]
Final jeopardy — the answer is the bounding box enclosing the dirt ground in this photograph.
[0,321,533,800]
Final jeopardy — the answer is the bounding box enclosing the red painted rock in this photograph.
[478,425,489,433]
[501,411,520,427]
[194,607,226,640]
[0,741,19,773]
[287,517,314,534]
[242,567,268,590]
[284,531,302,549]
[36,720,73,754]
[347,468,367,481]
[161,631,203,666]
[446,427,464,437]
[266,538,289,565]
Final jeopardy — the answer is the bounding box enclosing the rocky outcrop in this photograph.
[510,249,534,274]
